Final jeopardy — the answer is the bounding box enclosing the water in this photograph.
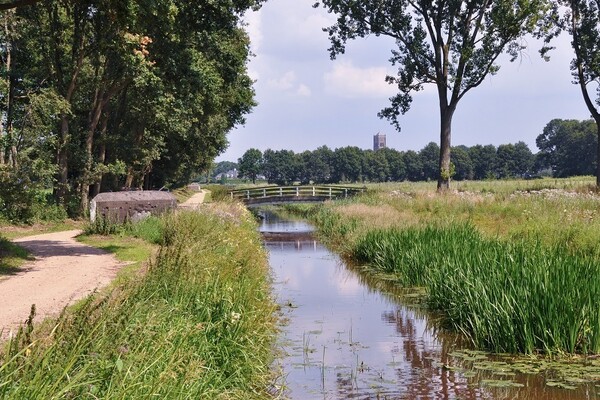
[261,212,600,400]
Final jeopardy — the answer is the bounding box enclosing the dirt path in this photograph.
[178,190,207,210]
[0,230,125,338]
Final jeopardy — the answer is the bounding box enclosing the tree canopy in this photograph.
[536,119,597,177]
[316,0,548,190]
[0,0,262,215]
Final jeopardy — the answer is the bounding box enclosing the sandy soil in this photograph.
[0,230,126,338]
[178,190,207,210]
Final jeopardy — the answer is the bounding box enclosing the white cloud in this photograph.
[297,84,312,97]
[267,71,312,97]
[268,71,298,90]
[324,61,396,99]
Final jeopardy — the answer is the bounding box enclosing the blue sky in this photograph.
[217,0,592,162]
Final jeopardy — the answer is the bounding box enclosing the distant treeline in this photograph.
[222,119,597,185]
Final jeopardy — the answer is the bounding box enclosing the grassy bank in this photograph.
[0,204,277,399]
[286,178,600,355]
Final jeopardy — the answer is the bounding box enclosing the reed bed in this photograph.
[354,224,600,354]
[0,205,277,399]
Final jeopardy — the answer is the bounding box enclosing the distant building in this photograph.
[373,132,386,150]
[214,168,238,180]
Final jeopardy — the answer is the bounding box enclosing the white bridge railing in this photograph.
[229,185,365,203]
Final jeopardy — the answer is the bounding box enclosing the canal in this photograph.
[260,211,600,399]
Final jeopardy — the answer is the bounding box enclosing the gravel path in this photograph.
[0,230,125,338]
[178,190,207,209]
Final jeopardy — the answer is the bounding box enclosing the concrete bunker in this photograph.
[90,191,177,223]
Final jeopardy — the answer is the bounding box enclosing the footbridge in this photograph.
[229,185,366,207]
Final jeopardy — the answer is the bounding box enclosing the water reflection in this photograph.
[263,212,599,400]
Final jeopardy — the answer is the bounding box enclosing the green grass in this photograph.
[0,237,33,277]
[0,204,277,399]
[0,220,82,240]
[354,224,600,354]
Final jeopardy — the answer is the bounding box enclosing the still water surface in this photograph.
[261,212,599,400]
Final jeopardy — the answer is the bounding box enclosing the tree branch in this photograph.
[0,0,41,11]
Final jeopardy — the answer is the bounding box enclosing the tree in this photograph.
[536,119,597,177]
[332,146,362,182]
[451,145,473,180]
[317,0,547,190]
[0,0,263,215]
[0,1,41,11]
[301,145,333,183]
[553,0,600,185]
[380,147,406,181]
[238,148,263,184]
[419,142,440,181]
[262,149,301,185]
[495,141,534,178]
[469,144,497,179]
[362,149,390,182]
[212,161,238,179]
[403,150,423,181]
[568,0,600,186]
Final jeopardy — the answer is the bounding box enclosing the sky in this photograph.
[216,0,593,162]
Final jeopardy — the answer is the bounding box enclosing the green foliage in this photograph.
[536,119,597,177]
[211,161,239,180]
[0,166,65,224]
[262,149,302,185]
[0,236,31,275]
[203,184,231,202]
[298,180,600,354]
[85,215,165,245]
[0,0,263,215]
[353,224,600,354]
[237,148,263,184]
[126,216,164,245]
[0,206,276,398]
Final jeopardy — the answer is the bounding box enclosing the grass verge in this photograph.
[0,204,277,399]
[0,238,33,277]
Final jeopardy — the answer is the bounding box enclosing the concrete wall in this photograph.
[90,191,177,223]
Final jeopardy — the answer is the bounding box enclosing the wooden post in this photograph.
[345,188,348,198]
[246,190,249,199]
[279,187,282,196]
[312,186,315,196]
[263,188,266,198]
[296,187,299,196]
[328,187,332,199]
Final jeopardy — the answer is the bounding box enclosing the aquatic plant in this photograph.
[353,224,600,354]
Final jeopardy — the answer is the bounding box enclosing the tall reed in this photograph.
[353,224,600,354]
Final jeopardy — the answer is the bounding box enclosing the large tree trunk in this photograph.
[91,112,109,199]
[52,5,85,206]
[437,105,455,191]
[571,3,600,187]
[55,114,70,203]
[79,85,106,214]
[596,121,600,187]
